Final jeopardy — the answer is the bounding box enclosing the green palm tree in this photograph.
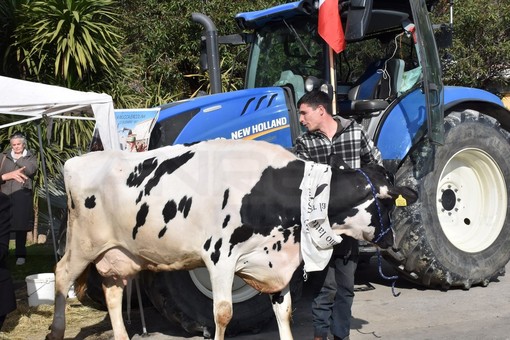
[1,0,122,241]
[12,0,121,88]
[0,0,27,78]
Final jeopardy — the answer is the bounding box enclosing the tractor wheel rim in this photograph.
[189,268,259,303]
[437,148,507,252]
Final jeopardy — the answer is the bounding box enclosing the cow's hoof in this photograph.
[45,330,64,340]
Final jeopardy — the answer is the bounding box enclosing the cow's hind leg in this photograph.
[270,285,294,340]
[47,251,90,340]
[103,276,129,340]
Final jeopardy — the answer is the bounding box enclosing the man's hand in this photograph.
[2,167,28,184]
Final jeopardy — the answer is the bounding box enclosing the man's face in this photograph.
[298,103,324,132]
[10,138,25,154]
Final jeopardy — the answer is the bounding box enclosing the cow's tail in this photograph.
[74,263,91,301]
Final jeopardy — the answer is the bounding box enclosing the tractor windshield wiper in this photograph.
[283,19,313,58]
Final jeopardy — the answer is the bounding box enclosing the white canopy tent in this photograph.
[0,76,121,262]
[0,75,120,150]
[0,77,151,330]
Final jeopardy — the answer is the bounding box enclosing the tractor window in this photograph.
[245,17,324,90]
[336,30,420,99]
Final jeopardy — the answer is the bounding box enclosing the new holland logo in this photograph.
[231,117,289,139]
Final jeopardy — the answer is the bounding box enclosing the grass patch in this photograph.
[8,240,58,282]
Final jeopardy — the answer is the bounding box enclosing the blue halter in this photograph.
[356,168,401,297]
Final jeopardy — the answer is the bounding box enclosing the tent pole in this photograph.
[37,123,58,264]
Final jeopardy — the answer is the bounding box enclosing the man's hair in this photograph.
[297,90,333,115]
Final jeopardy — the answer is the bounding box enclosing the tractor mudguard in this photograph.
[376,85,506,163]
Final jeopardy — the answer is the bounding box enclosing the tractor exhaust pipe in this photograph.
[192,13,222,94]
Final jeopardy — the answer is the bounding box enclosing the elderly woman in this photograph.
[0,132,37,265]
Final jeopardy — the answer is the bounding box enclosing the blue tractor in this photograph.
[140,0,510,336]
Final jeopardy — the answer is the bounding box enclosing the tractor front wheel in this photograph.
[385,110,510,289]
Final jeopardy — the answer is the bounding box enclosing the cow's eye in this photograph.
[385,171,395,185]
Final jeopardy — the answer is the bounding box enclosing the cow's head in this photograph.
[329,164,418,249]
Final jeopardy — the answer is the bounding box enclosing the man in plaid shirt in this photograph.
[293,90,383,340]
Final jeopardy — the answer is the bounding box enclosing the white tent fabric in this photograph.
[0,76,120,150]
[0,76,122,265]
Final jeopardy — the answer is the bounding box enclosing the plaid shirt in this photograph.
[293,116,382,169]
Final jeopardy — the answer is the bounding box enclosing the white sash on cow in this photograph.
[300,161,343,272]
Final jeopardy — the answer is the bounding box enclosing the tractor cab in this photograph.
[236,0,444,143]
[154,0,443,152]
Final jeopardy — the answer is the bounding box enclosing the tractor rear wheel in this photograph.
[140,269,274,338]
[385,110,510,289]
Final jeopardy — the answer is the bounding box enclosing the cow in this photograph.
[46,138,417,340]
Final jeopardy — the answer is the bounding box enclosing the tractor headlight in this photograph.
[305,76,321,92]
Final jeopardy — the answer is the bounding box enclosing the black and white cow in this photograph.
[47,139,417,340]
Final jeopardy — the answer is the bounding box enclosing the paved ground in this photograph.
[124,258,510,340]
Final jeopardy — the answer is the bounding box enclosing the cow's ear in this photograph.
[388,186,418,206]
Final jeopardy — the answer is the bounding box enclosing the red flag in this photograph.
[318,0,345,53]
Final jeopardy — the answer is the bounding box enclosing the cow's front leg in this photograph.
[103,276,129,340]
[210,269,235,340]
[270,285,294,340]
[47,251,90,340]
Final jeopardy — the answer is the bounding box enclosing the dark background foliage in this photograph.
[1,0,509,107]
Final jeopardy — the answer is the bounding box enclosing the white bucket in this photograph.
[25,273,55,307]
[68,283,76,298]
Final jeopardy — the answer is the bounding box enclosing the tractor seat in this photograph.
[339,58,405,117]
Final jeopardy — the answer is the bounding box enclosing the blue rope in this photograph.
[377,248,401,297]
[356,169,401,297]
[355,169,388,243]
